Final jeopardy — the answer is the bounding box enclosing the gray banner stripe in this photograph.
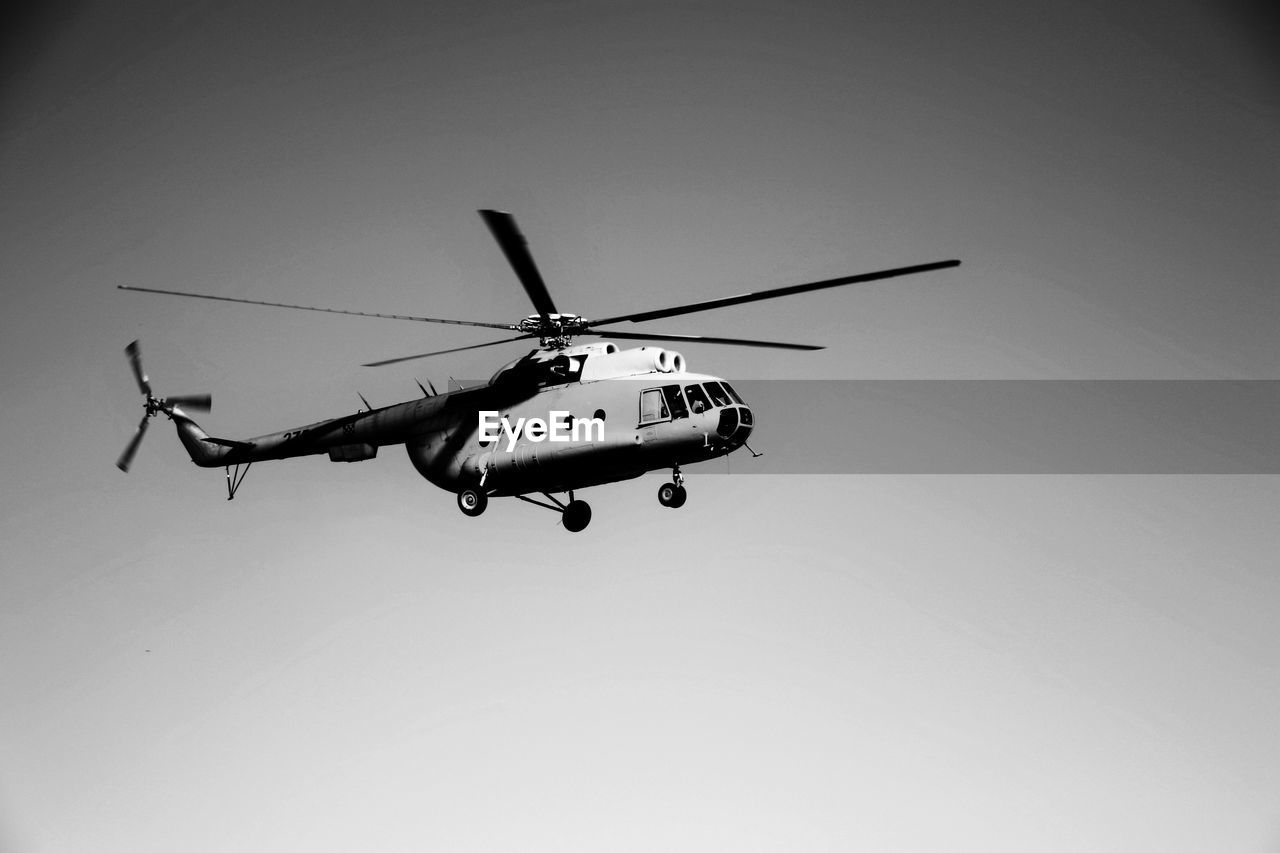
[455,380,1280,473]
[720,381,1280,474]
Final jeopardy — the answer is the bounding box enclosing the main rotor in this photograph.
[119,209,961,367]
[514,313,587,349]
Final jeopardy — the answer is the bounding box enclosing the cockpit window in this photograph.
[719,381,744,405]
[685,384,711,414]
[639,388,668,424]
[661,384,689,419]
[703,381,732,407]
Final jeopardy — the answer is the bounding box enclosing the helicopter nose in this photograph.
[715,404,754,445]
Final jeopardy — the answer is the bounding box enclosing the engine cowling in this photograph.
[581,346,687,380]
[655,349,685,373]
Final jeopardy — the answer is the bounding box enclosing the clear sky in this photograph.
[1,1,1277,851]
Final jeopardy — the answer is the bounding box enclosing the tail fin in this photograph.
[170,408,251,467]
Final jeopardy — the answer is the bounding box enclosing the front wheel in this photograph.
[658,482,687,508]
[458,488,488,517]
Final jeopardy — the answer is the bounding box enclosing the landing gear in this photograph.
[657,482,687,508]
[225,462,252,501]
[513,490,592,533]
[458,488,488,516]
[562,500,592,532]
[658,465,688,508]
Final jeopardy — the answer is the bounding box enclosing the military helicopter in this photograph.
[117,210,958,532]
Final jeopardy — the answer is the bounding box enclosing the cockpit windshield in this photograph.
[639,382,744,425]
[703,381,732,407]
[684,384,711,414]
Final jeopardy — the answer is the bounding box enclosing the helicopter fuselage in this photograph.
[169,343,754,499]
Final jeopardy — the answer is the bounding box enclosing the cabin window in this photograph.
[661,384,689,419]
[639,388,669,424]
[702,381,731,408]
[684,384,711,414]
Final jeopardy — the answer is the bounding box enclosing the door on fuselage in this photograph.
[637,385,690,426]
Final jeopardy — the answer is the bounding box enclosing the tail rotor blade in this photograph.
[125,340,151,397]
[116,416,150,472]
[166,394,212,412]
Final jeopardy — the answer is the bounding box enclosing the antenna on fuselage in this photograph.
[357,392,373,411]
[415,379,431,397]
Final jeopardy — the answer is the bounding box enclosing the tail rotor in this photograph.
[116,340,212,472]
[116,414,152,472]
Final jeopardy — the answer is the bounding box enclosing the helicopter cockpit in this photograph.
[637,379,753,443]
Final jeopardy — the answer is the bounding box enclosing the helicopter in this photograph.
[117,210,958,532]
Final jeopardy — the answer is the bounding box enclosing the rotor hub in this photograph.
[517,313,590,349]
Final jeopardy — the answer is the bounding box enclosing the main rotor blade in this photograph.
[590,260,961,326]
[116,416,150,472]
[586,329,822,350]
[125,340,151,396]
[117,285,518,330]
[478,210,557,322]
[166,394,212,412]
[362,334,536,367]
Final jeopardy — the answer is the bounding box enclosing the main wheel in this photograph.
[657,482,678,507]
[562,500,592,532]
[458,488,488,517]
[670,485,687,508]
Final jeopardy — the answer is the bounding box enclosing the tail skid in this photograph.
[168,408,255,499]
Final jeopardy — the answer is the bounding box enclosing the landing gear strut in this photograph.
[513,490,593,533]
[658,465,687,508]
[458,488,488,516]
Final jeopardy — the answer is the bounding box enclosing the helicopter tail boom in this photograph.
[171,409,254,467]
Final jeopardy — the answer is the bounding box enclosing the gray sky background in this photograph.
[1,1,1277,851]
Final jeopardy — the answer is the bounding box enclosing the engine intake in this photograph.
[656,349,685,373]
